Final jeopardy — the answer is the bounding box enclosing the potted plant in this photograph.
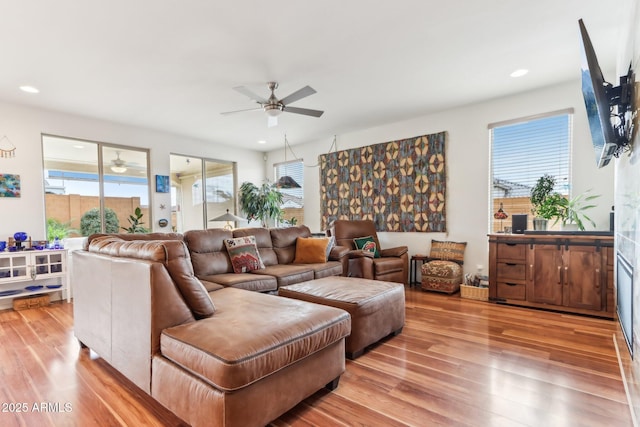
[238,181,284,228]
[553,190,600,231]
[121,207,150,233]
[46,218,78,242]
[530,174,564,230]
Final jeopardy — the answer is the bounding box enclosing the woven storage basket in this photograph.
[460,285,488,301]
[13,294,50,311]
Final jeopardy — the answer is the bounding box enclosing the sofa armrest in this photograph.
[328,245,350,260]
[380,246,408,258]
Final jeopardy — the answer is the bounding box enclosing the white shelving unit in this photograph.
[0,249,69,303]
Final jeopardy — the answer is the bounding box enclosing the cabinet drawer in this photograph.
[496,262,526,281]
[497,243,526,261]
[497,282,526,300]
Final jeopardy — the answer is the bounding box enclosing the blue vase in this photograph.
[13,232,27,242]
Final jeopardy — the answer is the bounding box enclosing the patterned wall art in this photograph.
[319,132,446,232]
[0,174,21,198]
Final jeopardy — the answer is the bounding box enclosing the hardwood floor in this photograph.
[0,288,632,426]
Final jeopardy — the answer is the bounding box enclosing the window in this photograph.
[170,154,236,232]
[489,110,572,232]
[42,135,150,239]
[275,160,304,225]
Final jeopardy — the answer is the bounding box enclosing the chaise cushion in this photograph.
[160,288,350,391]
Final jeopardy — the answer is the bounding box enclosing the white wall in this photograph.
[267,79,615,275]
[614,0,640,419]
[0,100,266,241]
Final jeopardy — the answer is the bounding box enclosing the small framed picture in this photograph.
[0,174,21,198]
[155,175,169,193]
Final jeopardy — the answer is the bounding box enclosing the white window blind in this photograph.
[489,110,572,232]
[275,160,304,224]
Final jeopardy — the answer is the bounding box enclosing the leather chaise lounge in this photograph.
[73,234,351,427]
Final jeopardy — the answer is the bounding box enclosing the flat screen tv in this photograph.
[578,19,634,168]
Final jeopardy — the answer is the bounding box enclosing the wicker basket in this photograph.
[460,285,488,301]
[13,294,50,311]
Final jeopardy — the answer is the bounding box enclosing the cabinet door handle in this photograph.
[564,266,569,286]
[505,282,518,287]
[557,266,562,284]
[530,264,533,278]
[505,263,517,266]
[595,268,600,289]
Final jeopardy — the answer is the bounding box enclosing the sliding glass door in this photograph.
[169,154,236,232]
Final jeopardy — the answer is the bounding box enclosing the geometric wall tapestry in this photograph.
[319,132,446,232]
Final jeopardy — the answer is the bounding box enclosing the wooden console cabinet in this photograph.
[488,233,613,318]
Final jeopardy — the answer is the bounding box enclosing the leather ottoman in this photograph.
[279,277,405,359]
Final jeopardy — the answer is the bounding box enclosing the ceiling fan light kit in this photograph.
[110,151,128,173]
[222,81,324,127]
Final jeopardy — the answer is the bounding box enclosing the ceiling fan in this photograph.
[221,82,324,127]
[110,151,128,173]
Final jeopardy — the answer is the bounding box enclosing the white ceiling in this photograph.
[0,1,627,151]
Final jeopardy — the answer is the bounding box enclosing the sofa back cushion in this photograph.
[232,227,278,266]
[88,236,215,319]
[85,232,183,249]
[184,229,234,276]
[270,225,312,264]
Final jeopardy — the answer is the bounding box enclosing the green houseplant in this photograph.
[530,174,564,230]
[121,207,150,233]
[553,190,600,231]
[46,218,78,242]
[238,181,284,227]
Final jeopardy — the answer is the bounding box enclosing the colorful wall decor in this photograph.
[0,174,21,197]
[155,175,170,193]
[319,132,446,232]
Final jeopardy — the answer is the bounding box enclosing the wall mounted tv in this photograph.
[579,19,635,168]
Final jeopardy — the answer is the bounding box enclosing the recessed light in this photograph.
[73,144,84,149]
[257,140,267,144]
[510,69,529,78]
[19,85,40,94]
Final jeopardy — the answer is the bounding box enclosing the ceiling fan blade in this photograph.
[267,115,278,128]
[284,106,324,117]
[280,86,316,105]
[220,107,263,115]
[233,86,268,103]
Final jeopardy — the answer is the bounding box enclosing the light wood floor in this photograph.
[0,288,632,427]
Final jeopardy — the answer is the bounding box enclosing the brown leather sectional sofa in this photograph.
[73,226,352,427]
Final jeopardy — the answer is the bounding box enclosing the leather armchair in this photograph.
[329,220,408,285]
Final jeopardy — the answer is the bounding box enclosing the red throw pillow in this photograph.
[224,236,265,273]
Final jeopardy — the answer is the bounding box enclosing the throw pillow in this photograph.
[293,237,329,264]
[325,235,336,261]
[353,235,380,258]
[429,240,467,263]
[224,236,265,273]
